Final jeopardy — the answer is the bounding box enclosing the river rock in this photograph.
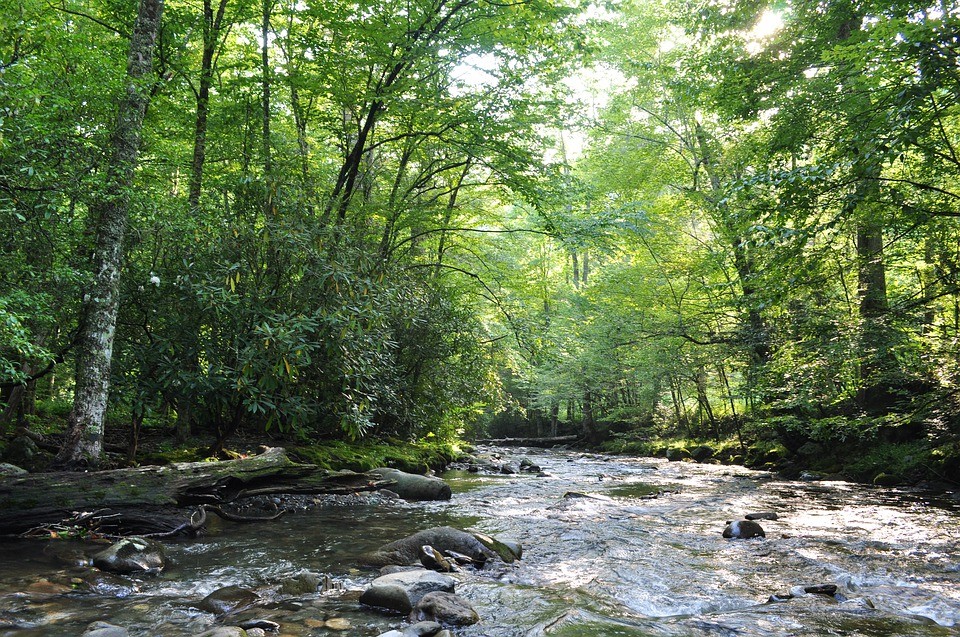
[722,520,765,539]
[500,462,519,474]
[92,537,165,575]
[198,585,260,615]
[404,620,444,636]
[237,619,281,632]
[409,591,480,626]
[371,468,452,501]
[470,530,521,563]
[745,512,778,521]
[359,568,456,613]
[324,617,352,630]
[420,545,456,572]
[3,435,40,469]
[196,628,247,637]
[0,463,27,475]
[279,571,321,595]
[359,526,499,567]
[519,458,541,472]
[804,584,839,596]
[81,621,129,637]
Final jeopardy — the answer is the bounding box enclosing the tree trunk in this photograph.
[261,0,273,180]
[188,0,229,211]
[57,0,164,468]
[0,448,391,536]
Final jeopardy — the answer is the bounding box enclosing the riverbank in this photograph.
[599,430,960,488]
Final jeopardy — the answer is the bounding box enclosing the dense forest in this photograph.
[2,0,960,482]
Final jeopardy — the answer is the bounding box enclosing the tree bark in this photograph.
[188,0,230,211]
[0,447,390,536]
[57,0,164,468]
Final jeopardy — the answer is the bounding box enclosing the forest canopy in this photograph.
[2,0,960,479]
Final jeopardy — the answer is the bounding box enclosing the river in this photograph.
[1,447,959,636]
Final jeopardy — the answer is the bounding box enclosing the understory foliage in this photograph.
[3,0,960,477]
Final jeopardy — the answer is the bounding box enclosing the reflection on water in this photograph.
[1,448,959,636]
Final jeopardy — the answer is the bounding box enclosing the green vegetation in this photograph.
[2,0,960,484]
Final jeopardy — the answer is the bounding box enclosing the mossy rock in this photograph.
[872,472,902,487]
[689,445,715,462]
[664,447,691,461]
[744,443,788,468]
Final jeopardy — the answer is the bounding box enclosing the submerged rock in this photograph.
[371,468,452,501]
[404,620,444,636]
[92,537,165,575]
[81,621,129,637]
[745,511,779,521]
[198,585,260,615]
[410,591,479,626]
[196,628,247,637]
[722,520,765,539]
[278,571,321,595]
[359,569,456,613]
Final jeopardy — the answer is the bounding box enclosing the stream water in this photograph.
[1,447,959,636]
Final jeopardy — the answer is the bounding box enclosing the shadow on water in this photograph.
[1,448,959,636]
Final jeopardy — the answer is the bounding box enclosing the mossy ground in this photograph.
[601,427,960,487]
[2,398,464,475]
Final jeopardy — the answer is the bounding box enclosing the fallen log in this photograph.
[0,447,390,537]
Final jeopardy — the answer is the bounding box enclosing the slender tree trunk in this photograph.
[434,159,472,277]
[582,390,596,442]
[57,0,164,468]
[261,0,273,181]
[188,0,229,211]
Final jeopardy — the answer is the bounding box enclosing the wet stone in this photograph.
[324,617,352,630]
[279,571,321,595]
[199,585,260,615]
[722,520,765,539]
[403,620,444,636]
[81,621,129,637]
[196,628,247,637]
[238,618,280,631]
[745,512,779,521]
[92,537,165,575]
[360,569,456,613]
[409,591,479,626]
[804,584,839,596]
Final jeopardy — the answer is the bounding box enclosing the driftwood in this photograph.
[0,447,391,537]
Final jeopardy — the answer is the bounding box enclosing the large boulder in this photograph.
[92,537,165,575]
[359,569,456,613]
[360,526,502,568]
[410,591,479,626]
[371,468,451,501]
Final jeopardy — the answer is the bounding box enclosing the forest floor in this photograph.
[3,400,959,490]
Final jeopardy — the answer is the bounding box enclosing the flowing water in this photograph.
[1,447,959,636]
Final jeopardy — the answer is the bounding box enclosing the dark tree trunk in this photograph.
[261,0,273,180]
[188,0,229,211]
[57,0,164,468]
